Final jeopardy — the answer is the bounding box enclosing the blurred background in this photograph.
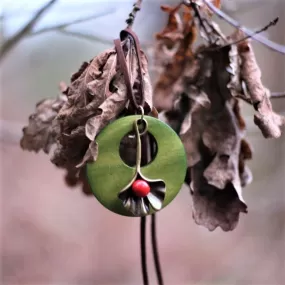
[1,0,284,284]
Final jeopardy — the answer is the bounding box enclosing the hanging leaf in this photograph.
[156,25,253,230]
[153,3,198,111]
[21,36,153,195]
[20,92,67,154]
[237,33,285,138]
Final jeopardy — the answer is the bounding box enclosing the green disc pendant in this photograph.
[87,115,187,217]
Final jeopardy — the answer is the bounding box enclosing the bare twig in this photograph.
[236,94,252,105]
[0,0,57,61]
[29,9,115,36]
[216,18,279,51]
[202,0,285,54]
[236,92,285,103]
[57,30,150,49]
[271,92,285,99]
[189,0,213,43]
[57,30,113,45]
[126,0,143,28]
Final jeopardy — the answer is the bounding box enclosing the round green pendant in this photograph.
[87,115,187,217]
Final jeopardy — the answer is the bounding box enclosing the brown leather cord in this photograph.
[140,216,149,285]
[120,28,145,108]
[114,39,136,108]
[151,214,164,285]
[114,28,145,111]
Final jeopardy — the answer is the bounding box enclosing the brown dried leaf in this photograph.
[191,179,247,232]
[190,141,247,232]
[232,98,253,187]
[181,120,201,167]
[159,44,250,231]
[64,167,93,195]
[52,40,153,170]
[153,55,200,111]
[202,102,241,191]
[155,4,183,48]
[57,48,117,126]
[227,44,243,97]
[50,48,118,169]
[237,37,285,138]
[180,87,210,135]
[197,0,221,15]
[20,94,67,153]
[239,139,253,187]
[153,4,197,111]
[141,51,154,112]
[78,75,127,167]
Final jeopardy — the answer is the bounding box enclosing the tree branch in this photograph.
[214,18,279,51]
[29,9,115,36]
[0,0,57,61]
[202,0,285,55]
[57,29,113,45]
[126,0,143,28]
[190,0,213,43]
[271,92,285,99]
[56,29,150,49]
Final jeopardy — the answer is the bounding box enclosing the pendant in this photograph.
[87,115,187,217]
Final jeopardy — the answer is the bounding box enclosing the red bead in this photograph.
[131,179,150,197]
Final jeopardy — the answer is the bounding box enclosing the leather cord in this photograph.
[140,216,149,285]
[114,28,145,111]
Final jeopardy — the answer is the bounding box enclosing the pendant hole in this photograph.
[119,132,158,167]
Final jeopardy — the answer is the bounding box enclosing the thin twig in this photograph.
[271,92,285,99]
[216,18,279,51]
[0,0,57,61]
[236,94,252,105]
[29,9,115,36]
[57,30,113,45]
[188,0,213,43]
[126,0,143,28]
[58,29,150,49]
[202,18,228,43]
[202,0,285,54]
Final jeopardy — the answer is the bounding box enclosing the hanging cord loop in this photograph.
[114,28,145,113]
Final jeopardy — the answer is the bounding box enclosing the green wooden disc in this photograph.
[87,115,187,216]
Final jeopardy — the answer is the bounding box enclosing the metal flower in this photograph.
[118,119,166,216]
[118,173,165,217]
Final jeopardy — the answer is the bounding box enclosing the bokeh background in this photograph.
[1,0,284,284]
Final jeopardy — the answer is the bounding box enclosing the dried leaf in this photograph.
[232,98,253,187]
[155,4,183,48]
[64,167,93,195]
[191,179,247,232]
[237,36,285,138]
[153,4,198,111]
[158,44,249,231]
[51,40,153,170]
[202,102,241,190]
[21,37,154,196]
[57,48,117,126]
[78,74,127,167]
[20,94,67,153]
[227,44,243,97]
[180,87,210,135]
[239,139,253,187]
[190,141,247,232]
